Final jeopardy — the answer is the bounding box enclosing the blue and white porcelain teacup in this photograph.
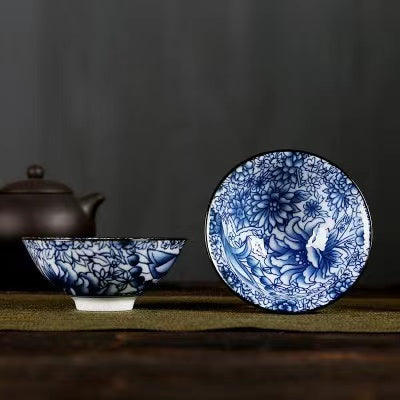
[23,237,186,311]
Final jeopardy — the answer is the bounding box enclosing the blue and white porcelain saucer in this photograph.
[205,150,372,313]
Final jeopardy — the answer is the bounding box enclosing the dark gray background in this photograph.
[0,0,398,286]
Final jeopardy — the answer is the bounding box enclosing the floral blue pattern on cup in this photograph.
[205,151,372,313]
[24,238,185,296]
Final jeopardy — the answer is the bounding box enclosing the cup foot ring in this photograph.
[72,297,136,311]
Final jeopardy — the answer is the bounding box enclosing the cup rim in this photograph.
[22,237,187,241]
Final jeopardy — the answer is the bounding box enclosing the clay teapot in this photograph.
[0,165,105,290]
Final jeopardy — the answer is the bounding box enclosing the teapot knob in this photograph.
[27,165,44,179]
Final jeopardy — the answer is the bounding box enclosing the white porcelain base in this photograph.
[72,297,136,312]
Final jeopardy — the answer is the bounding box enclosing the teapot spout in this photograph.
[80,193,105,220]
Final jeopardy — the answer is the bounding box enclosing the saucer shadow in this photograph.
[140,299,256,313]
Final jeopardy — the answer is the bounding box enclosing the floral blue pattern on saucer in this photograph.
[24,238,186,311]
[205,151,372,313]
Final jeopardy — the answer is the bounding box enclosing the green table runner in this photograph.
[0,293,399,332]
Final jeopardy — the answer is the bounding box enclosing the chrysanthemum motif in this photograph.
[232,161,254,184]
[248,184,305,233]
[228,192,251,229]
[324,175,356,215]
[270,152,305,187]
[303,199,322,219]
[328,273,353,299]
[251,174,268,192]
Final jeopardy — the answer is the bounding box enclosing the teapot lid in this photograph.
[0,165,73,194]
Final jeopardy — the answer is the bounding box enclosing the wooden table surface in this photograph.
[1,285,399,400]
